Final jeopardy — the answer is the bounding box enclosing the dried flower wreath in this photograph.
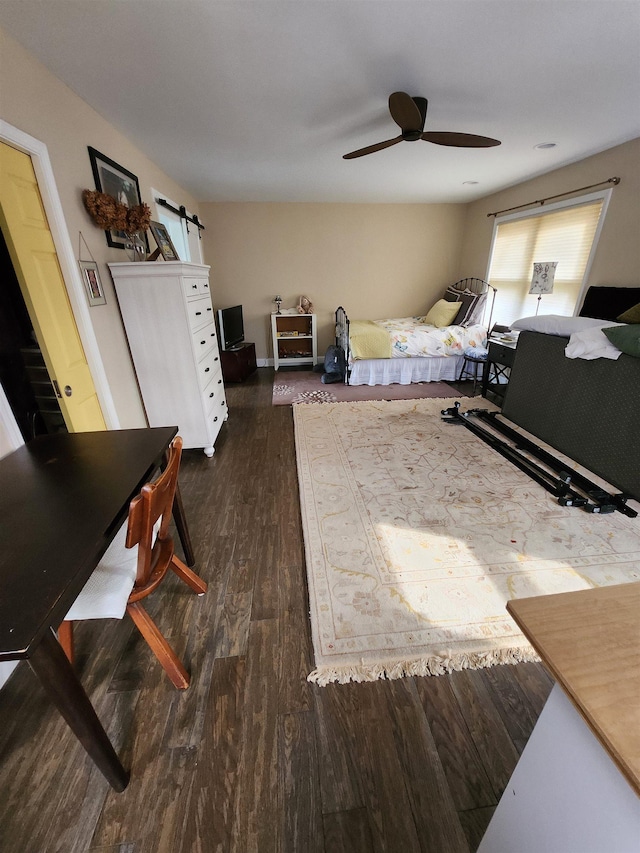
[82,189,151,234]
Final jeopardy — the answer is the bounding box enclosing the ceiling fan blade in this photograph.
[422,131,501,148]
[389,92,422,131]
[343,135,403,159]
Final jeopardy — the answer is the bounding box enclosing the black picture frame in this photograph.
[149,220,180,261]
[87,146,149,252]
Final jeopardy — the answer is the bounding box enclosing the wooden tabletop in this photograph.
[507,583,640,796]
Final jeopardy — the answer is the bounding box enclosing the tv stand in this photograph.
[220,341,257,382]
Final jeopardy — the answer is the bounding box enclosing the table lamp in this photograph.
[529,262,557,315]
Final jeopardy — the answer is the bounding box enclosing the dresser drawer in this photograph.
[202,376,227,420]
[197,348,222,389]
[187,298,214,331]
[182,276,211,299]
[192,322,218,359]
[488,341,516,366]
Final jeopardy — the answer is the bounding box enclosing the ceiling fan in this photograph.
[343,91,501,159]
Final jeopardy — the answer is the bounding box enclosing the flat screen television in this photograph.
[217,304,244,350]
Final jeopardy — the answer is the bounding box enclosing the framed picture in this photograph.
[79,260,106,306]
[149,220,180,261]
[87,146,149,252]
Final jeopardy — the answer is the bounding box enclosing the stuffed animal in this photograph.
[297,295,313,314]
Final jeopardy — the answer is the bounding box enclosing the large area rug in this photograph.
[294,398,640,685]
[273,369,467,405]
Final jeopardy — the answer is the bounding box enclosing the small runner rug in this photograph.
[272,370,466,406]
[294,397,640,685]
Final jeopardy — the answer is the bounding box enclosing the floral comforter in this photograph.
[374,317,486,358]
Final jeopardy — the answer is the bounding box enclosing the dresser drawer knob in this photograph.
[213,416,218,422]
[218,379,222,384]
[204,367,210,373]
[214,356,219,361]
[200,340,206,345]
[209,393,214,398]
[192,284,197,289]
[195,311,202,316]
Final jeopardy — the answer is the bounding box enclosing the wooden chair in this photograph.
[58,436,206,689]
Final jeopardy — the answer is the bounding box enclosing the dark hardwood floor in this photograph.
[0,369,554,852]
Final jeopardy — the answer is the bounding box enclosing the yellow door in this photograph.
[0,142,105,432]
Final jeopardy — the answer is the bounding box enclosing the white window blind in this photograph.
[488,197,605,327]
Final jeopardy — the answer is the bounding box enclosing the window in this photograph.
[486,190,610,327]
[151,190,203,264]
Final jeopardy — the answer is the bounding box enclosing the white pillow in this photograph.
[511,314,621,337]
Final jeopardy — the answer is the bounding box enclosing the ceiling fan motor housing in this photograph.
[402,96,427,140]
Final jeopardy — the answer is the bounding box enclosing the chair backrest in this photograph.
[125,435,183,589]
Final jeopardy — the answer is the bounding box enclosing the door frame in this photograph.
[0,120,120,430]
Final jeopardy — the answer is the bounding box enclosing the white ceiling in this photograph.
[1,1,639,203]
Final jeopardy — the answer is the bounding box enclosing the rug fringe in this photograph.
[307,646,541,686]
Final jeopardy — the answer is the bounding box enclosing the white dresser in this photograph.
[109,262,227,457]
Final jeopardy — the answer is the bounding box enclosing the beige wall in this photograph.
[201,202,467,359]
[0,28,202,427]
[201,140,640,364]
[459,138,640,303]
[2,24,638,420]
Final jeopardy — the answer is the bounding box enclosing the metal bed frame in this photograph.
[334,278,496,386]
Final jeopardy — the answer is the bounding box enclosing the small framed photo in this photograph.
[87,146,149,252]
[149,220,180,261]
[79,260,106,306]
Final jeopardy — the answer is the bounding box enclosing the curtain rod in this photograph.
[487,176,620,218]
[156,198,205,236]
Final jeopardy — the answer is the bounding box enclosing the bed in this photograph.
[503,286,640,499]
[336,277,493,386]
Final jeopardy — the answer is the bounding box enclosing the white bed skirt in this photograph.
[348,355,464,386]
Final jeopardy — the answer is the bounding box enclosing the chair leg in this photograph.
[126,602,190,690]
[58,620,75,663]
[170,555,208,596]
[457,357,467,382]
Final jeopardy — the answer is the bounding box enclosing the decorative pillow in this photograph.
[441,286,486,326]
[617,302,640,324]
[459,290,487,327]
[602,324,640,358]
[421,299,461,328]
[443,287,461,303]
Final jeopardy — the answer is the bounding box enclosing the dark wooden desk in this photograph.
[0,427,186,791]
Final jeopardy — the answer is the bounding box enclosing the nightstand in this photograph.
[220,341,257,382]
[482,338,517,405]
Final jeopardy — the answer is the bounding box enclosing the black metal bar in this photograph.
[477,411,636,518]
[156,198,205,233]
[443,408,578,500]
[487,177,620,218]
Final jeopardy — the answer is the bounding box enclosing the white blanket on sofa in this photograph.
[511,315,624,360]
